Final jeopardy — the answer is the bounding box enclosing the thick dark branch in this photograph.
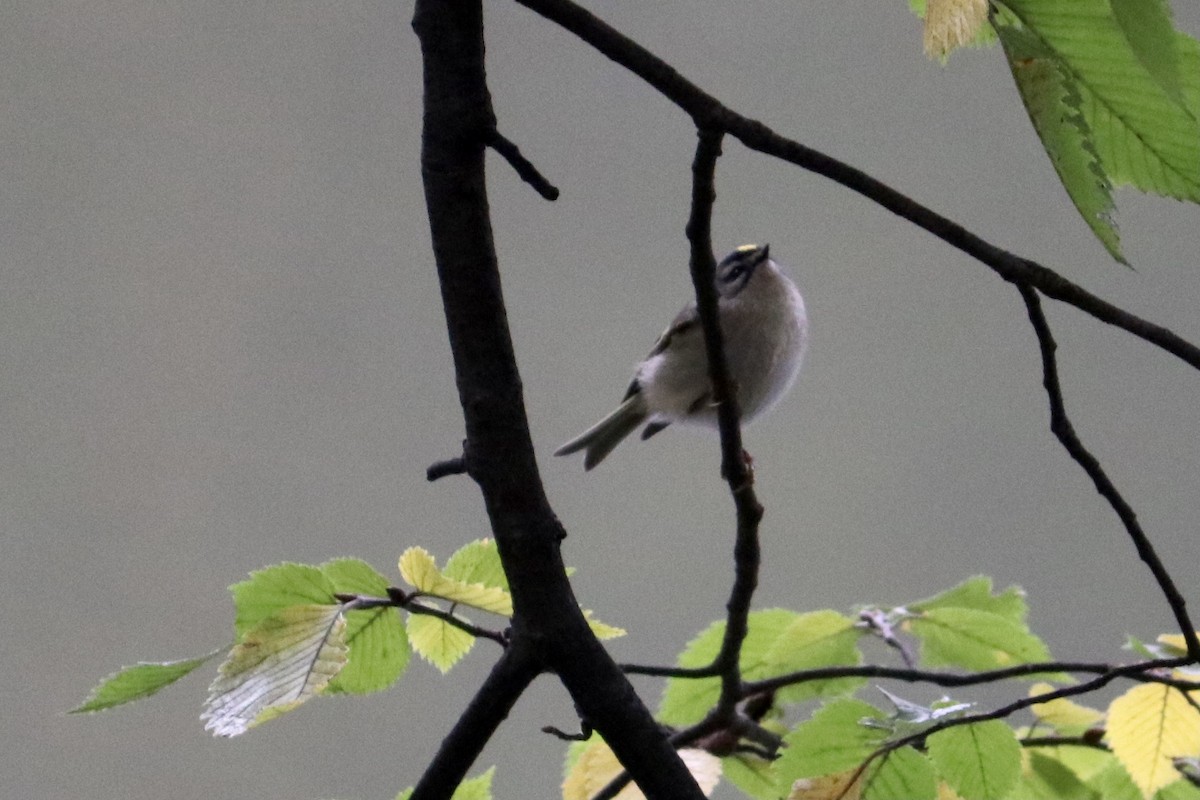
[513,0,1200,374]
[485,128,560,200]
[410,645,541,799]
[1017,284,1200,658]
[414,3,707,799]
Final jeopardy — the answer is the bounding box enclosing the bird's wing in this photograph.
[621,303,699,401]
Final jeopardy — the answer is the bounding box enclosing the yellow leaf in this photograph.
[1156,632,1200,656]
[399,547,513,616]
[583,610,626,640]
[1107,683,1200,798]
[936,782,965,799]
[924,0,988,59]
[562,740,720,800]
[1029,682,1105,730]
[786,769,862,800]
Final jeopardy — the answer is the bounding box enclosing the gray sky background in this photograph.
[4,2,1200,799]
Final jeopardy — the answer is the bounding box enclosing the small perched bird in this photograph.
[555,244,808,470]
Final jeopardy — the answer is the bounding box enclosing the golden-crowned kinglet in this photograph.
[555,244,808,470]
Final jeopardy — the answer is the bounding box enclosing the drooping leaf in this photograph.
[406,612,476,673]
[443,538,509,592]
[908,606,1054,673]
[995,15,1123,263]
[998,0,1200,203]
[71,650,221,713]
[319,558,411,694]
[658,609,798,726]
[202,604,347,736]
[399,547,512,616]
[775,698,889,790]
[865,746,937,800]
[1028,682,1105,733]
[562,739,721,800]
[230,563,338,638]
[1107,683,1200,798]
[926,720,1022,800]
[764,610,865,703]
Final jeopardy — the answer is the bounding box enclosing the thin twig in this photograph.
[427,455,468,481]
[485,128,560,200]
[858,608,918,669]
[683,127,766,724]
[744,657,1200,696]
[335,591,509,646]
[1017,283,1200,658]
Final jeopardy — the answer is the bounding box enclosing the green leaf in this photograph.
[908,606,1053,672]
[320,559,410,695]
[721,754,777,800]
[71,650,221,713]
[1086,760,1143,800]
[658,609,798,726]
[230,563,337,638]
[864,746,937,800]
[202,604,348,736]
[443,539,509,592]
[1013,751,1099,800]
[926,720,1021,800]
[775,698,889,789]
[910,576,1029,625]
[399,547,513,616]
[995,7,1123,263]
[321,557,389,595]
[999,0,1200,203]
[1109,0,1184,105]
[763,610,865,703]
[407,612,476,673]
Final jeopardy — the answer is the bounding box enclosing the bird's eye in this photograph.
[727,265,746,282]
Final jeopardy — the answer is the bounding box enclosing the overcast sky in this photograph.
[5,2,1200,799]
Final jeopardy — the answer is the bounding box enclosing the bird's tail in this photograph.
[554,394,648,470]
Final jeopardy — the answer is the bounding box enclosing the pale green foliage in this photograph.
[775,698,889,783]
[443,538,509,591]
[71,651,220,713]
[657,609,865,726]
[407,611,478,673]
[231,562,337,637]
[322,558,410,695]
[866,746,937,800]
[907,576,1056,674]
[202,604,348,736]
[927,720,1022,799]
